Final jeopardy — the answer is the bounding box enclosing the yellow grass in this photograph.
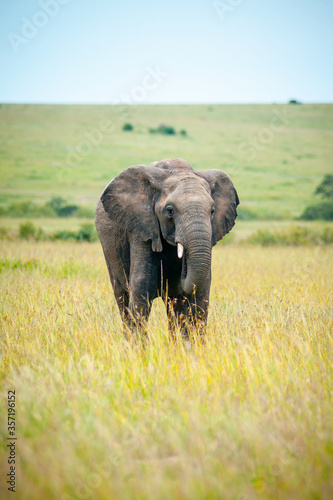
[1,241,333,500]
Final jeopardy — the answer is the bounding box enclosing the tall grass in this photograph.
[1,241,333,499]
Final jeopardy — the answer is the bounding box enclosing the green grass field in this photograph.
[1,103,332,219]
[1,104,333,499]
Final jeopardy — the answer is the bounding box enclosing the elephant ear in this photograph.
[197,169,239,246]
[100,165,169,252]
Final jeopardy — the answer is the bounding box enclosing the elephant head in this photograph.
[101,158,239,295]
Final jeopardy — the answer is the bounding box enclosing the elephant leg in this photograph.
[166,295,207,339]
[127,292,152,332]
[100,240,131,330]
[166,278,210,340]
[126,241,158,333]
[111,277,130,325]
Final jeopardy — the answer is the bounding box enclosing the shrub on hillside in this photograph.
[8,201,54,218]
[35,227,48,241]
[300,202,333,221]
[19,221,37,239]
[0,197,94,218]
[247,225,333,246]
[54,223,97,242]
[315,174,333,200]
[149,124,176,135]
[300,175,333,221]
[76,223,98,242]
[45,197,78,217]
[122,123,134,131]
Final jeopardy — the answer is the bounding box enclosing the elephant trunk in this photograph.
[179,221,212,295]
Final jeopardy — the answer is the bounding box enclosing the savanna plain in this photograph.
[0,103,333,499]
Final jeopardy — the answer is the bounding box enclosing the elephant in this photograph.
[95,158,239,337]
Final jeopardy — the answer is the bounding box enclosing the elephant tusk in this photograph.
[177,243,184,259]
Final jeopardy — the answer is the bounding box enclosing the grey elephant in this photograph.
[95,158,239,337]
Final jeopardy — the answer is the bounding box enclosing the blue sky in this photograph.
[1,0,332,103]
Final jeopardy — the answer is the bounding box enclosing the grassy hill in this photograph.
[1,103,332,220]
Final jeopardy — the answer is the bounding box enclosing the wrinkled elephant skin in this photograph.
[95,158,239,337]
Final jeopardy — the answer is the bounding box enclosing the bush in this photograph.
[7,201,54,218]
[247,225,333,246]
[57,205,78,217]
[314,174,333,200]
[54,223,97,242]
[19,221,37,239]
[45,197,78,217]
[300,202,333,221]
[35,227,49,241]
[76,223,98,242]
[122,123,134,131]
[180,129,187,136]
[53,230,77,241]
[1,197,84,218]
[247,229,278,246]
[300,175,333,220]
[149,124,176,135]
[47,197,66,214]
[0,222,97,243]
[322,226,333,244]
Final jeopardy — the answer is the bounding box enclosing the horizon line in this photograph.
[1,100,332,106]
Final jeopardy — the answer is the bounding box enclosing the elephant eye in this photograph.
[211,207,215,220]
[164,205,174,218]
